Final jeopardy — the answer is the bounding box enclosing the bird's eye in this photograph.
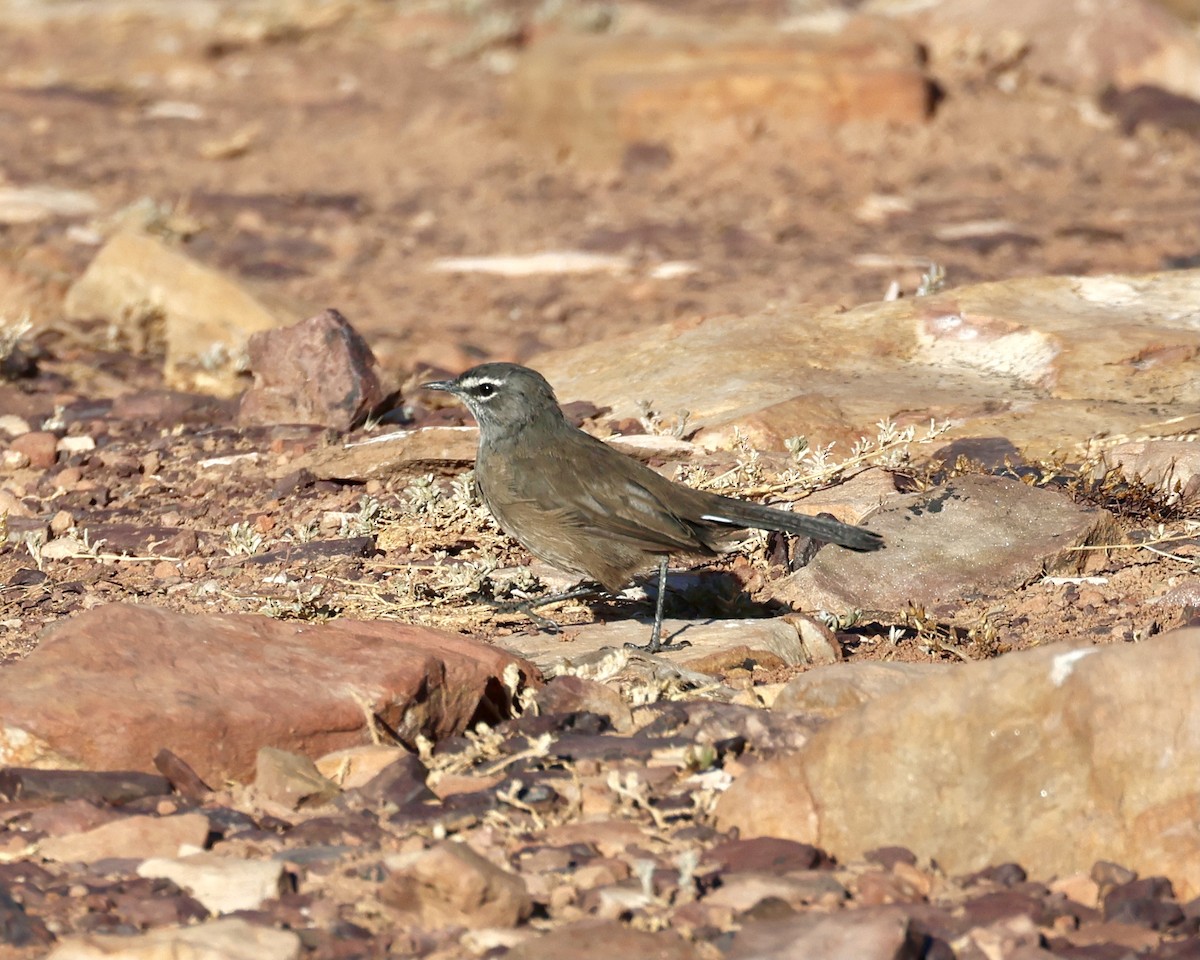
[476,383,496,398]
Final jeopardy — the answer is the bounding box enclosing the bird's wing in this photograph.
[491,437,710,556]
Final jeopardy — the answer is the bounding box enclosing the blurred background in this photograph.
[2,0,1199,390]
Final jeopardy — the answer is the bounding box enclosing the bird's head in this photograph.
[423,362,564,439]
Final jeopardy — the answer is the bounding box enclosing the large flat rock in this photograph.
[715,628,1200,898]
[532,270,1200,457]
[0,604,538,781]
[771,474,1117,612]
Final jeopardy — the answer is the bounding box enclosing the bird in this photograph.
[423,362,883,653]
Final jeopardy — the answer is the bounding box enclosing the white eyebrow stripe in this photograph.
[458,377,504,391]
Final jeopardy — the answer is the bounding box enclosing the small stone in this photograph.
[238,308,382,432]
[507,921,698,960]
[153,560,180,579]
[10,431,58,469]
[315,744,415,791]
[138,852,288,914]
[1,449,30,470]
[0,415,32,436]
[56,435,95,455]
[51,468,82,490]
[381,840,532,929]
[533,675,634,732]
[37,812,211,862]
[181,557,208,578]
[254,747,340,810]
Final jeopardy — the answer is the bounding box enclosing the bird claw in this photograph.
[625,638,691,655]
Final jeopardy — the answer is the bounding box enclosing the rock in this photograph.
[705,872,848,913]
[511,18,932,166]
[0,415,31,437]
[705,837,828,874]
[283,426,479,481]
[1101,83,1200,137]
[1100,439,1200,499]
[137,853,288,914]
[77,523,199,559]
[254,746,340,809]
[532,675,635,733]
[872,0,1200,98]
[506,920,700,960]
[63,231,282,396]
[0,768,171,805]
[770,475,1117,613]
[0,185,98,224]
[315,744,413,790]
[9,431,58,469]
[46,917,300,960]
[0,884,52,947]
[37,812,210,863]
[238,308,382,432]
[724,907,921,960]
[714,628,1200,898]
[0,603,537,781]
[349,752,435,808]
[381,840,532,929]
[774,661,952,720]
[505,616,817,673]
[532,270,1200,458]
[153,748,213,801]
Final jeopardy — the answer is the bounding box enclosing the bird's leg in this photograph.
[627,556,690,654]
[484,583,603,634]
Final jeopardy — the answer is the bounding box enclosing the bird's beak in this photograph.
[422,379,455,394]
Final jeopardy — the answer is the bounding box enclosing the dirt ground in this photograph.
[2,0,1200,667]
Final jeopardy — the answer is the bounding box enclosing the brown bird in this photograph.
[424,363,883,652]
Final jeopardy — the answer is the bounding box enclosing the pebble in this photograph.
[49,510,74,535]
[1,449,30,471]
[0,414,31,436]
[56,435,96,455]
[10,431,58,469]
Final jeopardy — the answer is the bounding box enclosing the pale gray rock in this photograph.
[0,185,98,224]
[137,853,289,914]
[533,270,1200,458]
[715,628,1200,899]
[46,918,300,960]
[770,475,1117,613]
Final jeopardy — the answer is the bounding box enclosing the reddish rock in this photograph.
[506,920,700,960]
[37,812,211,863]
[0,604,538,782]
[532,676,634,733]
[77,523,200,559]
[9,431,58,469]
[381,841,532,929]
[511,18,932,166]
[239,308,382,432]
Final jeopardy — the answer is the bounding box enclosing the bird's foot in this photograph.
[625,637,691,655]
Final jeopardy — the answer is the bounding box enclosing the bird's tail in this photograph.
[698,493,884,551]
